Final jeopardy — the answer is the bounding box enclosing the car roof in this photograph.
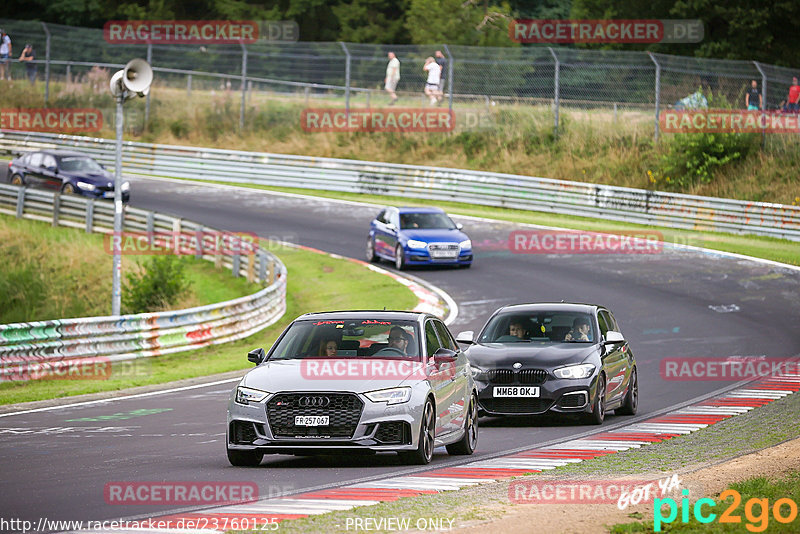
[493,303,601,314]
[33,150,92,158]
[295,310,435,323]
[395,207,446,214]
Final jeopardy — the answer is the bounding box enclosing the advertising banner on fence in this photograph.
[1,109,103,133]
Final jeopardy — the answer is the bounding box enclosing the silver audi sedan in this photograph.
[226,311,479,466]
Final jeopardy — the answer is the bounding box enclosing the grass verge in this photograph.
[256,390,800,534]
[0,242,417,405]
[156,179,800,267]
[5,80,800,204]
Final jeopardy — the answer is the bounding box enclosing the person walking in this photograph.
[385,51,400,105]
[788,77,800,113]
[423,57,442,105]
[434,50,447,103]
[0,29,12,81]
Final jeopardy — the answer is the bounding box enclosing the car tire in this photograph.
[366,238,378,263]
[61,183,77,195]
[399,398,435,465]
[582,374,606,425]
[446,394,478,455]
[227,447,264,467]
[615,368,638,416]
[10,174,24,186]
[394,245,406,271]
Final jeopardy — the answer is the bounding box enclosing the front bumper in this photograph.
[227,390,423,454]
[475,373,599,416]
[404,247,472,266]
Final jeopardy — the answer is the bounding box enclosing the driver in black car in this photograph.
[509,319,529,340]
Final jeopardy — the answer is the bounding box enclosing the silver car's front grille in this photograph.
[266,393,364,439]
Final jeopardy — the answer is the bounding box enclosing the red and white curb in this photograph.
[73,371,800,533]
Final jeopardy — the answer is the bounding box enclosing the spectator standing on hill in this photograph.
[385,52,400,105]
[19,44,35,85]
[746,80,761,111]
[0,29,12,81]
[788,77,800,113]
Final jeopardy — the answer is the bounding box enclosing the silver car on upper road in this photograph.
[227,311,479,466]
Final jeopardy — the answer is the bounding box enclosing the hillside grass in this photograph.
[3,79,799,206]
[0,215,261,323]
[0,240,418,405]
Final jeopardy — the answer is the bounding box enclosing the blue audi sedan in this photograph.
[366,206,473,269]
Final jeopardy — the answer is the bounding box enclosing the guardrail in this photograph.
[0,182,287,378]
[2,130,799,242]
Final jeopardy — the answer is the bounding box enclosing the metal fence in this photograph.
[0,182,288,377]
[2,130,798,242]
[2,18,798,138]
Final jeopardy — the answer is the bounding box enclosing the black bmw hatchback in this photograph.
[8,150,130,202]
[457,303,638,425]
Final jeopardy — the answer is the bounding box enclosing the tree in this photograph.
[334,0,411,43]
[405,0,516,46]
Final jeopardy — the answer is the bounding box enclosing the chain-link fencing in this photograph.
[0,18,798,139]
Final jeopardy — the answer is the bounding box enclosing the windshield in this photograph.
[58,156,104,172]
[400,212,456,230]
[269,319,422,361]
[478,311,596,344]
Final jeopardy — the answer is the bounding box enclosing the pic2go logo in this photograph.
[655,489,799,532]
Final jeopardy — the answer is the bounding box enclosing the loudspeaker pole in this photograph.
[112,94,124,316]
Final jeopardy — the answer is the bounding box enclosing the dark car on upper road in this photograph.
[8,150,130,202]
[457,303,638,425]
[366,206,472,270]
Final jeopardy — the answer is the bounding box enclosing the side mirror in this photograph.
[456,330,475,344]
[247,347,266,365]
[386,223,397,232]
[431,347,457,377]
[456,222,464,230]
[603,331,625,346]
[48,165,58,173]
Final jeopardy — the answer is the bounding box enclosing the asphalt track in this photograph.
[2,175,800,530]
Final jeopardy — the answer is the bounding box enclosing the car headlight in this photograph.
[553,364,596,379]
[76,181,96,191]
[235,386,270,405]
[406,239,427,250]
[365,387,412,405]
[121,181,130,192]
[459,239,472,250]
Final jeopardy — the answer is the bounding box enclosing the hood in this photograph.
[401,228,468,243]
[60,169,113,185]
[466,342,598,369]
[240,358,427,393]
